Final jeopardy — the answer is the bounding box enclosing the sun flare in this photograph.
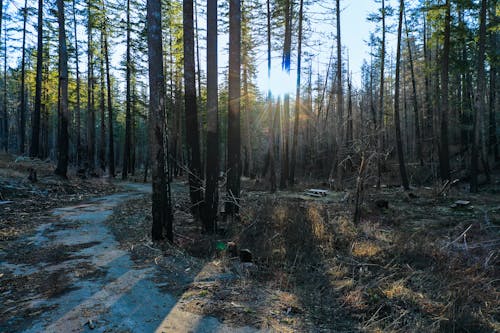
[267,69,296,97]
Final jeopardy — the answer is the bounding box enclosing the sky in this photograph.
[3,0,398,95]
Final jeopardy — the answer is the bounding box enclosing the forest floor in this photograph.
[0,153,499,332]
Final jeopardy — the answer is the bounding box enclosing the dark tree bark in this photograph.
[489,4,498,161]
[267,0,276,193]
[226,0,241,215]
[73,0,82,165]
[183,0,203,219]
[87,0,95,172]
[280,0,291,189]
[55,0,69,178]
[30,0,43,158]
[147,0,173,242]
[19,0,28,154]
[394,0,409,190]
[439,0,451,181]
[404,11,422,166]
[471,0,488,193]
[103,6,115,178]
[122,0,132,180]
[203,0,218,233]
[377,0,386,188]
[1,5,7,152]
[335,0,344,189]
[99,29,106,172]
[290,0,303,186]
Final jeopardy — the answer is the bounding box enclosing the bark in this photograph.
[87,0,95,172]
[122,0,132,180]
[2,20,7,152]
[99,29,106,172]
[147,0,173,242]
[30,0,43,158]
[103,7,115,178]
[377,0,386,188]
[203,0,218,233]
[183,0,203,218]
[267,0,276,193]
[280,0,292,189]
[73,0,82,165]
[227,0,241,215]
[335,0,344,189]
[394,0,409,190]
[439,0,451,181]
[290,0,303,186]
[55,0,69,178]
[19,0,28,154]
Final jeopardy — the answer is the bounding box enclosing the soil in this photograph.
[1,153,499,332]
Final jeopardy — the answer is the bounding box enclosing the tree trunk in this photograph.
[377,0,386,188]
[280,0,291,189]
[471,0,488,192]
[203,0,218,233]
[147,0,173,242]
[122,0,132,180]
[267,0,276,193]
[99,29,106,172]
[87,0,95,172]
[439,0,451,181]
[103,4,115,178]
[2,20,7,152]
[394,0,409,190]
[290,0,303,186]
[30,0,43,158]
[73,0,82,165]
[183,0,203,219]
[19,0,28,154]
[227,0,241,215]
[335,0,344,189]
[55,0,69,178]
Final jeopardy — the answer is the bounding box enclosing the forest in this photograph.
[0,0,499,332]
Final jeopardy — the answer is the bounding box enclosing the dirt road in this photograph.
[0,183,259,333]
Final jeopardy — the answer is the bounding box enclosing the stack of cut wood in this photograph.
[305,189,328,197]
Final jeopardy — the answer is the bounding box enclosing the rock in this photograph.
[227,241,238,258]
[239,248,252,263]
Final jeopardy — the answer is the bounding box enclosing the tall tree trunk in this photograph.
[290,0,303,186]
[19,0,28,154]
[404,11,422,166]
[30,0,43,158]
[227,0,241,215]
[72,0,82,165]
[2,20,7,152]
[103,5,115,177]
[471,0,488,192]
[204,0,218,233]
[377,0,386,188]
[87,0,95,172]
[183,0,203,218]
[439,0,451,181]
[280,0,291,189]
[335,0,344,189]
[394,0,409,190]
[122,0,132,180]
[147,0,173,242]
[267,0,276,193]
[99,29,106,172]
[55,0,69,178]
[489,3,498,160]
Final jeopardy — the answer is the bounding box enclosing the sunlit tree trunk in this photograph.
[439,0,451,181]
[267,0,276,193]
[103,4,115,177]
[73,0,82,165]
[87,0,95,172]
[280,0,291,189]
[19,0,28,154]
[377,0,386,188]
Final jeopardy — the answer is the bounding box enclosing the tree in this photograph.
[280,0,292,189]
[267,0,276,193]
[122,0,132,180]
[102,1,115,177]
[377,0,386,188]
[471,0,488,192]
[55,0,69,178]
[394,0,409,190]
[439,0,451,181]
[72,0,82,165]
[335,0,344,189]
[147,0,173,242]
[289,0,304,186]
[183,0,203,219]
[87,0,96,172]
[227,0,241,215]
[19,0,28,154]
[30,0,43,158]
[203,0,218,233]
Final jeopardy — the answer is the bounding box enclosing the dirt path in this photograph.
[0,183,259,333]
